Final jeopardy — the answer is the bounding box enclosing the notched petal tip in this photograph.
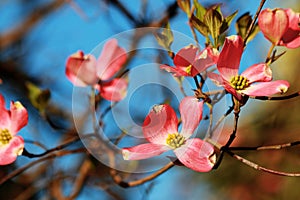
[122,149,130,160]
[208,152,217,167]
[279,83,289,94]
[152,105,164,113]
[13,101,24,110]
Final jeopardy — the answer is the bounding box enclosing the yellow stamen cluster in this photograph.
[185,64,192,75]
[166,133,185,149]
[230,75,249,90]
[0,129,12,145]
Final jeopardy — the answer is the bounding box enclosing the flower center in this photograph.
[230,75,249,90]
[0,129,12,145]
[166,133,185,149]
[185,64,192,75]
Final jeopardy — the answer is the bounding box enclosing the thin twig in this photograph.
[110,162,174,188]
[213,108,239,169]
[210,105,234,136]
[0,0,65,49]
[226,150,300,177]
[205,103,213,138]
[229,141,300,151]
[22,135,84,158]
[67,159,92,200]
[250,91,300,101]
[243,0,267,45]
[0,148,87,185]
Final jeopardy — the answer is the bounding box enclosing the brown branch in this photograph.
[106,0,140,25]
[110,162,174,188]
[243,0,267,45]
[229,141,300,151]
[0,0,66,50]
[0,148,87,185]
[67,159,92,200]
[227,150,300,177]
[249,91,300,101]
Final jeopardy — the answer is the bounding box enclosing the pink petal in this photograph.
[280,9,300,48]
[282,36,300,49]
[10,101,28,135]
[0,136,24,165]
[174,45,198,68]
[242,80,290,96]
[207,72,224,86]
[217,35,243,80]
[258,8,289,45]
[65,51,98,86]
[241,63,272,83]
[223,82,243,101]
[160,64,190,77]
[179,97,203,138]
[0,94,10,129]
[97,39,127,80]
[207,74,243,101]
[143,104,178,145]
[99,78,128,101]
[192,47,218,75]
[122,143,170,160]
[174,138,215,172]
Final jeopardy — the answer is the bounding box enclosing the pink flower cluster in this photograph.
[122,8,294,173]
[258,8,300,48]
[66,39,128,101]
[0,94,28,165]
[122,97,216,172]
[208,35,289,101]
[161,45,219,77]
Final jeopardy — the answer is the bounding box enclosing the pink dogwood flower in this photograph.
[208,35,290,101]
[122,97,216,172]
[161,45,219,77]
[0,94,28,165]
[258,8,300,48]
[66,39,128,101]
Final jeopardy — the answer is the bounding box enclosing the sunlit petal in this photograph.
[122,143,170,160]
[174,138,215,172]
[143,104,178,145]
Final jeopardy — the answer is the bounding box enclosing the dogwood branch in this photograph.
[243,0,267,45]
[22,134,94,158]
[210,104,234,137]
[110,162,175,188]
[229,141,300,151]
[249,91,300,100]
[226,150,300,177]
[0,148,87,185]
[213,107,240,169]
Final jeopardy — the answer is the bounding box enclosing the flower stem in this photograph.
[266,43,275,63]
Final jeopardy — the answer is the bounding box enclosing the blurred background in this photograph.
[0,0,299,199]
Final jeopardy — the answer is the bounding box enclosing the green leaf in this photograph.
[154,22,174,51]
[190,14,209,37]
[204,8,223,42]
[26,82,51,113]
[177,0,191,16]
[193,0,206,21]
[220,10,238,34]
[246,24,260,43]
[235,12,252,39]
[214,4,222,16]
